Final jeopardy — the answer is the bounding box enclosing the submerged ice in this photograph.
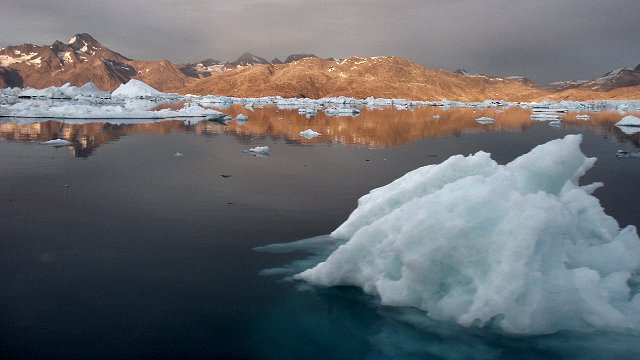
[295,135,640,335]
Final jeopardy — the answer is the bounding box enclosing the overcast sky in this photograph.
[1,0,638,84]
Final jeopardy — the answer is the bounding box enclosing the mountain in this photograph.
[454,69,536,87]
[0,33,192,92]
[545,64,640,92]
[577,67,640,91]
[183,56,547,101]
[181,58,225,78]
[183,53,319,78]
[544,80,589,91]
[227,52,271,67]
[1,33,639,101]
[539,63,640,100]
[284,53,318,63]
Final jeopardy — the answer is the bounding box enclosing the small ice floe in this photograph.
[324,107,360,116]
[236,114,249,124]
[531,104,568,113]
[475,116,495,124]
[40,138,72,146]
[432,115,440,119]
[531,113,563,121]
[206,114,231,126]
[549,120,563,126]
[174,152,183,157]
[575,114,591,120]
[616,115,640,127]
[298,108,317,116]
[299,129,321,139]
[616,150,640,158]
[249,146,269,155]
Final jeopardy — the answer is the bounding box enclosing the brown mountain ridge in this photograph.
[1,33,639,101]
[184,56,548,102]
[0,33,192,92]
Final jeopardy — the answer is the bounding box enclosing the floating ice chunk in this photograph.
[174,152,183,157]
[616,115,640,127]
[298,108,317,115]
[475,116,495,124]
[324,107,360,116]
[236,114,248,124]
[531,113,563,121]
[616,150,640,158]
[575,114,591,120]
[295,135,640,335]
[112,79,163,98]
[40,138,72,146]
[549,120,563,126]
[249,146,269,154]
[299,129,321,139]
[432,115,440,119]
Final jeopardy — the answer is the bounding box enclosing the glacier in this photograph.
[293,135,640,335]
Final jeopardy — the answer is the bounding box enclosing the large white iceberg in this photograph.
[295,135,640,335]
[112,79,163,98]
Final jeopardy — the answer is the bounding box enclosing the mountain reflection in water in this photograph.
[1,105,638,157]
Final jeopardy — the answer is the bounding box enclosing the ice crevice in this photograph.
[291,134,640,335]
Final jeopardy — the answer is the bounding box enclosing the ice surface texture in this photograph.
[296,135,640,335]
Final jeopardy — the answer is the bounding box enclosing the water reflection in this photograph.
[1,105,638,157]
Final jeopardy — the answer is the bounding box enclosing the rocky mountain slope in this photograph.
[183,56,548,101]
[0,33,192,92]
[1,33,639,101]
[546,65,640,92]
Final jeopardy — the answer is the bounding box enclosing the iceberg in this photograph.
[295,135,640,335]
[324,107,360,116]
[616,115,640,127]
[111,79,163,98]
[18,82,110,99]
[475,116,495,124]
[531,113,563,121]
[299,129,321,139]
[236,114,249,124]
[40,138,72,146]
[249,146,269,154]
[0,101,224,121]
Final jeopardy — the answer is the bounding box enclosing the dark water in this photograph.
[1,106,639,359]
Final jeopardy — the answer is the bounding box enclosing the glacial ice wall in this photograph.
[296,135,640,335]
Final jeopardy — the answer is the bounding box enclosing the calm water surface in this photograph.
[1,106,639,359]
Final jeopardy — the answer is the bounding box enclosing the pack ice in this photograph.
[295,135,640,335]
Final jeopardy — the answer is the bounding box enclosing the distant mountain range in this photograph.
[546,65,640,92]
[1,33,639,101]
